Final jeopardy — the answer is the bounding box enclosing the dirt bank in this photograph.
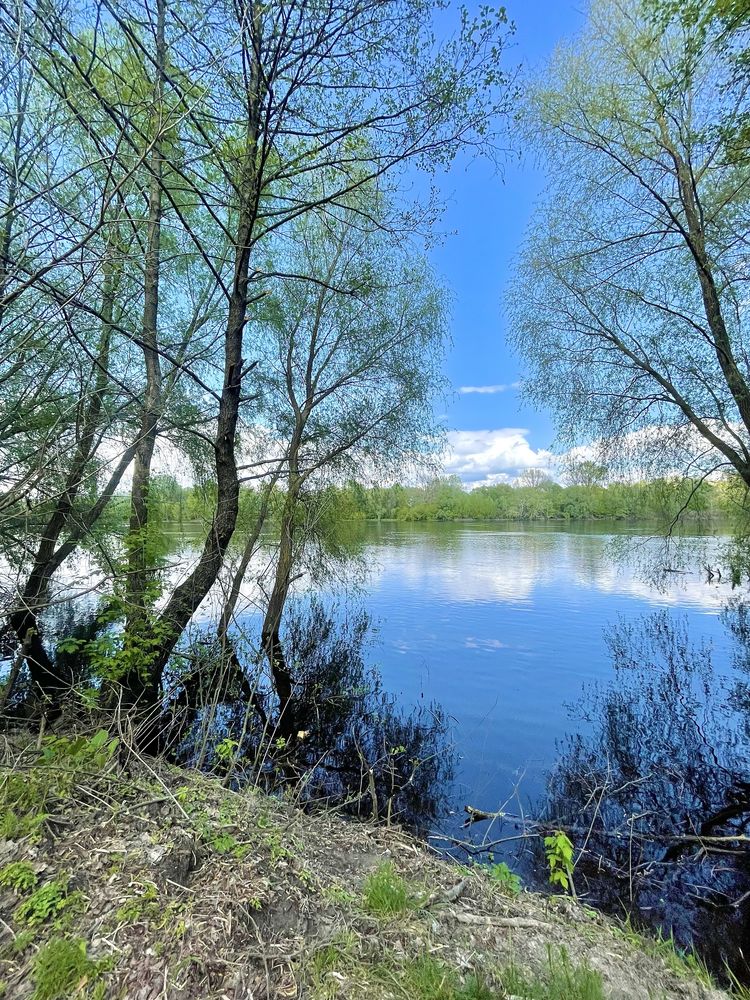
[0,730,731,999]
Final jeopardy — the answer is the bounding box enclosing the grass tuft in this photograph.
[361,862,414,917]
[501,948,604,1000]
[31,937,107,1000]
[615,916,714,988]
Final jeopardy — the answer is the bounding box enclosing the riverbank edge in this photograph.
[0,729,731,1000]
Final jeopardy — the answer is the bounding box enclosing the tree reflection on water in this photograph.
[547,609,750,981]
[175,598,455,834]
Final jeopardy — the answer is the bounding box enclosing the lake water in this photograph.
[325,522,735,821]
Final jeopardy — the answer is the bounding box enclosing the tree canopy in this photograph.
[511,0,750,491]
[0,0,515,728]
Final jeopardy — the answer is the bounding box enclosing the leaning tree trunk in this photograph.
[134,8,266,739]
[260,490,298,740]
[120,0,166,709]
[4,257,116,708]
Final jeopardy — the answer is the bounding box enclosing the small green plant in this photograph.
[322,882,356,905]
[211,831,239,854]
[174,783,207,808]
[264,829,294,864]
[0,772,48,840]
[16,878,83,928]
[215,737,239,764]
[0,861,38,894]
[544,829,575,895]
[361,862,413,917]
[487,861,521,896]
[116,881,159,924]
[31,936,108,1000]
[297,867,315,889]
[39,729,118,771]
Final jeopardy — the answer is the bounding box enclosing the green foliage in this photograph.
[544,830,575,894]
[31,937,108,1000]
[0,731,118,845]
[0,861,38,894]
[116,881,159,924]
[264,829,294,865]
[294,476,731,526]
[322,882,356,905]
[39,730,118,770]
[61,586,173,683]
[0,808,46,840]
[16,878,83,928]
[508,0,750,502]
[214,737,239,764]
[0,771,49,840]
[487,861,521,896]
[361,862,414,917]
[115,881,186,930]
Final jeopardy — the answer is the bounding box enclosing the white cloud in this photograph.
[458,382,520,395]
[443,428,555,487]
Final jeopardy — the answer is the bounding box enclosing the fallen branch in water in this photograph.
[463,805,517,826]
[462,806,750,850]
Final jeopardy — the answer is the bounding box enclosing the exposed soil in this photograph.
[0,732,731,999]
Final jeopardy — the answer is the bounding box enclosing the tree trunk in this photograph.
[121,0,166,706]
[261,490,298,739]
[140,2,265,716]
[4,255,116,706]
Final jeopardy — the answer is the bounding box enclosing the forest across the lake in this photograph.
[132,471,748,527]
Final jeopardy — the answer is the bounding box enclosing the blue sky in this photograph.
[432,0,586,485]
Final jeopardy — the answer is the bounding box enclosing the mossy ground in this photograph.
[0,729,732,999]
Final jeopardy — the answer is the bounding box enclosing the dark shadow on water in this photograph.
[0,585,454,836]
[174,598,455,834]
[544,609,750,982]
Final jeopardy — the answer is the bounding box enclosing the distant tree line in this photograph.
[144,471,745,527]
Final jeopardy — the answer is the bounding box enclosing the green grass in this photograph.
[615,916,714,988]
[727,967,750,999]
[361,862,415,917]
[307,941,605,1000]
[31,937,108,1000]
[397,956,496,999]
[500,948,604,1000]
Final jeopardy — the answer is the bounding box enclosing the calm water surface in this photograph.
[55,519,750,972]
[342,522,734,824]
